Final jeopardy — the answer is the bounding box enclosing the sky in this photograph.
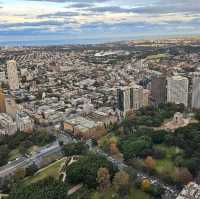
[0,0,200,45]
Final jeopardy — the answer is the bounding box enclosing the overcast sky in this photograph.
[0,0,200,45]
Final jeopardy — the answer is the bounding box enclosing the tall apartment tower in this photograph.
[167,76,189,107]
[191,72,200,109]
[117,84,148,115]
[151,75,167,106]
[7,60,19,90]
[117,86,131,114]
[131,84,144,111]
[0,88,6,113]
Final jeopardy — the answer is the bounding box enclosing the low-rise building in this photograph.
[16,112,34,133]
[63,116,101,137]
[176,182,200,199]
[0,113,17,135]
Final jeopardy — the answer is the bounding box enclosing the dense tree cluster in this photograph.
[61,142,88,156]
[65,154,118,188]
[8,178,69,199]
[123,103,185,128]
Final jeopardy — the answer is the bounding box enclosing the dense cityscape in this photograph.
[0,38,199,199]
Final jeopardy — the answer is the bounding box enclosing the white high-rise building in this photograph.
[167,76,189,107]
[131,84,144,111]
[7,60,19,90]
[191,72,200,109]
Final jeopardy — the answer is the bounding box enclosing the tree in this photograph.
[65,154,117,188]
[8,177,69,199]
[62,142,88,156]
[145,156,156,171]
[119,136,152,160]
[14,168,26,182]
[97,167,111,192]
[141,179,151,191]
[195,112,200,121]
[26,163,38,177]
[175,167,193,185]
[0,145,9,166]
[112,171,129,193]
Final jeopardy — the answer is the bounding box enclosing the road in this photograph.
[0,134,73,178]
[95,148,179,198]
[0,132,179,197]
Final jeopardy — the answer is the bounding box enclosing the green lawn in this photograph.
[146,53,170,60]
[24,158,66,185]
[8,149,21,161]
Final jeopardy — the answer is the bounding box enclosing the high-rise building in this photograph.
[191,72,200,109]
[131,84,144,111]
[0,88,6,113]
[117,84,149,115]
[117,86,131,114]
[143,89,150,107]
[151,75,167,106]
[167,76,189,107]
[7,60,19,90]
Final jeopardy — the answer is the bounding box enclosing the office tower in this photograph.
[151,75,167,106]
[117,86,131,114]
[167,76,189,107]
[7,60,19,90]
[0,88,6,113]
[191,72,200,109]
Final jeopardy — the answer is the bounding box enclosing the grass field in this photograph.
[24,158,66,185]
[146,53,170,60]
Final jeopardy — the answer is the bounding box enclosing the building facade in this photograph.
[0,88,6,113]
[191,72,200,109]
[167,76,189,107]
[151,75,167,106]
[117,84,149,115]
[7,60,19,90]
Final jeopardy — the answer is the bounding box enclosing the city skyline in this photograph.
[0,0,200,45]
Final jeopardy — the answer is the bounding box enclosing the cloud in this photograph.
[25,0,110,3]
[68,3,94,8]
[38,11,79,18]
[1,0,200,45]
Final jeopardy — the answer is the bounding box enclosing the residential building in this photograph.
[63,116,101,137]
[16,112,34,133]
[7,60,19,90]
[176,182,200,199]
[191,72,200,109]
[0,113,17,135]
[5,95,17,119]
[0,72,6,83]
[117,86,131,114]
[117,84,148,115]
[151,75,167,106]
[167,76,189,107]
[0,88,6,113]
[131,84,144,110]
